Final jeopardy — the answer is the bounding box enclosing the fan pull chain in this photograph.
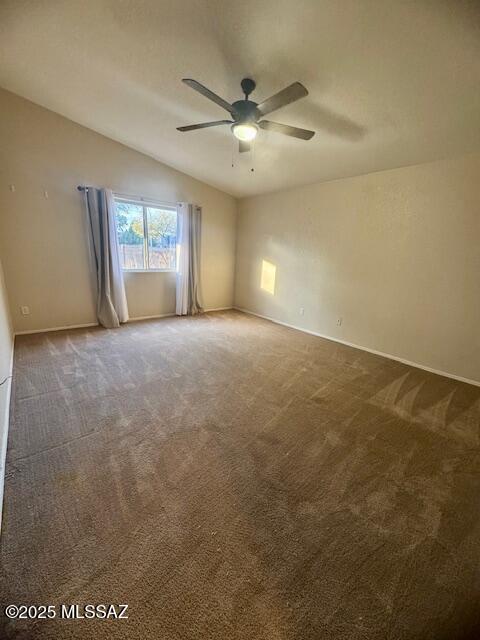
[251,138,256,173]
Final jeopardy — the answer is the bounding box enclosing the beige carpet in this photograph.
[1,310,479,639]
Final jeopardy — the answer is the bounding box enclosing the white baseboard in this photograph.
[125,308,233,321]
[15,322,98,336]
[0,338,14,533]
[234,306,480,388]
[14,316,176,334]
[14,308,234,335]
[130,307,233,319]
[128,313,175,322]
[13,307,478,387]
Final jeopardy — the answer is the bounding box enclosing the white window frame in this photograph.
[114,193,177,273]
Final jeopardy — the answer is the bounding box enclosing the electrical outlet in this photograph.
[299,307,305,316]
[21,306,30,316]
[337,317,343,326]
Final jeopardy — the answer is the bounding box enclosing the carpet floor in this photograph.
[1,310,479,639]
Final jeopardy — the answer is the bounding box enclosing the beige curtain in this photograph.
[84,187,129,328]
[176,203,203,315]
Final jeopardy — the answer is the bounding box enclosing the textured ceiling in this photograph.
[0,0,479,197]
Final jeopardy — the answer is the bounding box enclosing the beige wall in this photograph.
[0,89,237,332]
[0,254,13,526]
[0,258,12,387]
[235,152,480,384]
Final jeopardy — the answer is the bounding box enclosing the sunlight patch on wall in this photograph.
[260,260,276,295]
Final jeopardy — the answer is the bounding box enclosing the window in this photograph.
[114,196,177,271]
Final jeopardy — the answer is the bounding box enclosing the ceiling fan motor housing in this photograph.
[232,99,260,124]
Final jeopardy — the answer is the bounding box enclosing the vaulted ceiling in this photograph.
[0,0,479,197]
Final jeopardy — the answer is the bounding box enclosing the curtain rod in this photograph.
[77,185,175,208]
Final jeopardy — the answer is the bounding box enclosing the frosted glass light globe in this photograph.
[232,123,258,141]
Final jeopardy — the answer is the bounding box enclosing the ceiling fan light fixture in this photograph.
[232,123,258,141]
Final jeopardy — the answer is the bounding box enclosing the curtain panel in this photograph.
[84,187,129,328]
[176,203,203,316]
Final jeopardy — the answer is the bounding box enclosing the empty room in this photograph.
[0,1,479,638]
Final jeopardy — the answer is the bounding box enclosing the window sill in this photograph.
[123,269,176,273]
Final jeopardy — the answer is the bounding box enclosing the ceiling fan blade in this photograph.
[182,79,235,115]
[239,141,251,153]
[177,120,232,132]
[259,120,315,140]
[257,82,308,116]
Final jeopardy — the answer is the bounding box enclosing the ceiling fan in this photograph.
[177,78,315,152]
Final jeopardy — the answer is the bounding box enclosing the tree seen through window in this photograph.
[115,200,177,270]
